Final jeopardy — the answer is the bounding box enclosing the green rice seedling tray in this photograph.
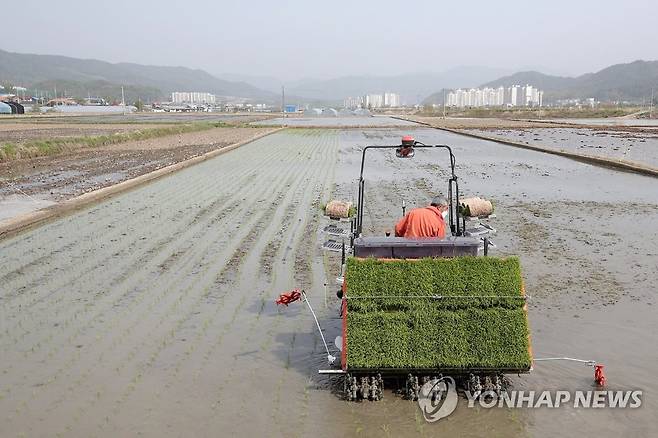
[343,257,532,372]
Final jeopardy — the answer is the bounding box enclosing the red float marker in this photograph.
[275,289,302,306]
[594,364,607,386]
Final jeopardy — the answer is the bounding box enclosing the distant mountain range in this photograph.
[219,67,513,104]
[0,48,275,103]
[423,60,658,104]
[2,48,656,106]
[1,47,511,105]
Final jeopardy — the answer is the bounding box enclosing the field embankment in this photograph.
[401,116,567,129]
[0,123,277,222]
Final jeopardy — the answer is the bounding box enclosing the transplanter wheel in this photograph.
[468,373,482,398]
[492,374,503,396]
[346,374,359,401]
[360,376,370,400]
[406,374,420,400]
[375,373,384,400]
[369,376,382,401]
[483,375,493,393]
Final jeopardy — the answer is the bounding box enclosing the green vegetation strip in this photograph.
[345,257,531,370]
[0,121,234,161]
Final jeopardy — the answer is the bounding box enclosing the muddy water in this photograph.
[333,128,658,436]
[0,195,56,221]
[540,118,658,127]
[252,116,418,127]
[469,127,658,168]
[1,127,657,437]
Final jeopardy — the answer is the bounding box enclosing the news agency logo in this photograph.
[418,383,643,422]
[417,376,458,422]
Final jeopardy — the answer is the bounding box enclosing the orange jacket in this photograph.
[394,206,446,238]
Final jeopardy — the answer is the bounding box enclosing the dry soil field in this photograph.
[0,123,275,221]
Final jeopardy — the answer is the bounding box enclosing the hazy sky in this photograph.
[5,0,657,79]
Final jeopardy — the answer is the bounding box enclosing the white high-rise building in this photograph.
[384,92,401,107]
[171,92,189,104]
[171,91,216,105]
[445,84,543,108]
[496,87,505,106]
[343,96,363,109]
[509,86,519,106]
[365,93,384,108]
[346,92,401,109]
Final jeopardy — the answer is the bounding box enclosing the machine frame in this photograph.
[354,139,462,239]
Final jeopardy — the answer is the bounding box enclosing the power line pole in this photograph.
[121,86,126,115]
[281,85,285,125]
[443,89,446,119]
[650,87,654,119]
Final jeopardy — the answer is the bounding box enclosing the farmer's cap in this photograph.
[430,195,448,207]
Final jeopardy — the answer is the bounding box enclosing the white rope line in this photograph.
[301,291,336,364]
[534,357,596,366]
[345,294,528,300]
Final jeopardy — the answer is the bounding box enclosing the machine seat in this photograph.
[353,236,479,259]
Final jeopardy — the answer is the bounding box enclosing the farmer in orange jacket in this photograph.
[394,195,448,238]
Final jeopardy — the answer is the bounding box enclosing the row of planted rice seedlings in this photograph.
[0,128,283,284]
[154,178,303,388]
[1,135,300,426]
[225,135,335,425]
[271,157,337,432]
[35,187,281,430]
[1,138,288,337]
[140,132,328,430]
[1,146,287,378]
[0,155,217,288]
[72,131,329,428]
[212,141,332,394]
[1,165,245,350]
[5,133,290,342]
[45,151,309,426]
[192,132,333,388]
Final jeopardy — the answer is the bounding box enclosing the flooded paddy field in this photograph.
[538,118,658,127]
[1,127,657,436]
[405,116,566,129]
[468,127,658,168]
[252,116,419,128]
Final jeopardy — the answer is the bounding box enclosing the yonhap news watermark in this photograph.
[464,389,643,409]
[417,378,643,423]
